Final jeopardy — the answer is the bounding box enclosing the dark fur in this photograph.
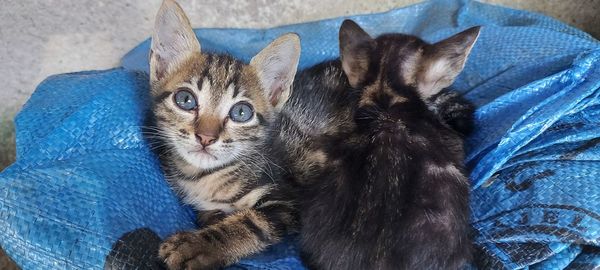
[292,21,478,270]
[427,90,475,137]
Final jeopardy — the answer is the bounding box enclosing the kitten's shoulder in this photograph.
[294,60,345,88]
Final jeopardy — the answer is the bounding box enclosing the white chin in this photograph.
[177,148,233,171]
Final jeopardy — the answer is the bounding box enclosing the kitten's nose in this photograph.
[196,133,218,147]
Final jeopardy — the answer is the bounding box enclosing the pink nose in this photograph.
[196,133,218,147]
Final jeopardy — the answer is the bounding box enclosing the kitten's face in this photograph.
[149,0,300,172]
[152,54,273,170]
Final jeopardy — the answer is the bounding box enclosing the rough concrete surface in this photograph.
[1,1,599,117]
[0,1,599,268]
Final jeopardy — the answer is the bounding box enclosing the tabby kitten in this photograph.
[297,20,480,270]
[148,1,300,269]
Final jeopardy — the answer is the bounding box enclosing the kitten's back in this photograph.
[297,20,479,270]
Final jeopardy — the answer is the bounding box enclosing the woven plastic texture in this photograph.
[1,0,599,269]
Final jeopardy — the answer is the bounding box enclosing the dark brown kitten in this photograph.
[147,1,300,269]
[296,20,480,270]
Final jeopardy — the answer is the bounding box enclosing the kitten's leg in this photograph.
[195,210,227,226]
[160,202,297,270]
[426,90,475,137]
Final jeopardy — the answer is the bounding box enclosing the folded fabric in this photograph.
[2,0,600,269]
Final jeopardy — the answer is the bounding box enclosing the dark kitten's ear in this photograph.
[339,20,376,88]
[150,0,201,84]
[250,33,301,110]
[416,26,481,98]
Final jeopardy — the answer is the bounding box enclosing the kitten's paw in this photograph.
[159,231,223,270]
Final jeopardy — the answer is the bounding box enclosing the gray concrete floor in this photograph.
[0,1,599,268]
[1,1,599,118]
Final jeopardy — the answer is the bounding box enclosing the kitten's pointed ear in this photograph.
[250,33,301,110]
[417,26,481,98]
[150,0,201,84]
[339,20,376,88]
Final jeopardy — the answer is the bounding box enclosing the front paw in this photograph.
[196,210,227,226]
[159,231,223,270]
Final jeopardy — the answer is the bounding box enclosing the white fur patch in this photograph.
[418,58,451,98]
[401,50,422,86]
[233,185,273,210]
[425,162,467,183]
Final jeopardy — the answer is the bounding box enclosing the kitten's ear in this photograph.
[417,26,481,98]
[150,0,201,84]
[339,20,376,88]
[250,33,301,110]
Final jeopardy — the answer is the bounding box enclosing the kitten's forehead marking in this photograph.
[359,81,408,107]
[201,55,244,103]
[216,83,240,117]
[227,83,236,97]
[176,76,199,90]
[194,76,218,115]
[198,77,212,99]
[231,82,242,98]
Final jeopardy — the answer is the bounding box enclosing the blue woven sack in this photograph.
[1,0,599,269]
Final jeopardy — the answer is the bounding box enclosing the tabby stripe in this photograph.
[256,113,267,126]
[214,55,224,71]
[154,91,172,104]
[236,136,260,142]
[202,227,225,245]
[195,160,239,179]
[256,202,298,235]
[232,75,241,98]
[241,216,270,243]
[205,54,214,68]
[240,126,260,132]
[211,182,270,205]
[196,77,204,92]
[200,60,210,82]
[210,175,241,199]
[210,186,250,204]
[162,106,176,115]
[204,55,214,85]
[201,231,214,243]
[155,115,167,122]
[225,60,236,87]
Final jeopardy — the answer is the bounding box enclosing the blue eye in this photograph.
[174,89,197,110]
[229,102,254,123]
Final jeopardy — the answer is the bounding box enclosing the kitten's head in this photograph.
[149,0,300,171]
[338,20,479,122]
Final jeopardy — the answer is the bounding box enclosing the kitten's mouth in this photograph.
[188,149,218,160]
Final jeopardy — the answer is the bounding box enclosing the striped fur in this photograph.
[148,1,300,269]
